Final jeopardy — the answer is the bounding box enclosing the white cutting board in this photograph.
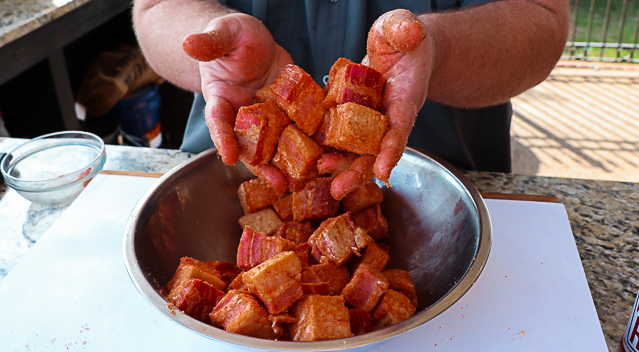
[0,174,608,351]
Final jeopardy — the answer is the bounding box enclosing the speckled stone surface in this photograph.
[1,136,636,351]
[0,0,90,46]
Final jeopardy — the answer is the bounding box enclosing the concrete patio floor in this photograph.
[510,63,639,183]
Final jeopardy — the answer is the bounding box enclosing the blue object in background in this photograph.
[104,84,162,148]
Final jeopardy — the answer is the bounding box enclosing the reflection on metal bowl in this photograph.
[123,147,491,351]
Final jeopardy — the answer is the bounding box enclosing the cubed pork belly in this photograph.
[289,295,352,341]
[272,194,294,222]
[371,289,416,329]
[301,262,351,296]
[308,212,371,266]
[325,102,388,156]
[210,290,278,339]
[341,181,384,213]
[324,58,385,110]
[170,278,225,322]
[310,111,331,147]
[292,177,340,223]
[349,309,373,336]
[238,207,283,235]
[167,257,226,300]
[349,241,390,272]
[235,100,291,165]
[269,313,297,338]
[301,282,330,295]
[204,261,242,287]
[256,84,276,102]
[351,204,389,241]
[382,269,418,308]
[272,125,324,191]
[227,272,248,292]
[243,251,304,315]
[341,263,389,312]
[237,178,284,214]
[236,228,297,270]
[270,64,326,136]
[275,221,315,245]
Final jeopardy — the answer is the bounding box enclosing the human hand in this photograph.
[182,13,293,166]
[362,9,433,183]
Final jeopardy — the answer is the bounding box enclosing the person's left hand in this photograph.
[363,9,435,184]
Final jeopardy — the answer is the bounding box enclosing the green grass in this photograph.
[565,0,639,61]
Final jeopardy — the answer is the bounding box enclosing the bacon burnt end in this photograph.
[272,125,324,191]
[210,290,278,339]
[274,221,315,245]
[308,212,372,266]
[238,207,283,236]
[324,57,385,110]
[235,100,290,166]
[371,289,416,329]
[351,204,389,241]
[382,269,418,308]
[236,228,297,270]
[270,64,326,136]
[341,263,389,312]
[349,241,390,273]
[237,178,285,214]
[292,177,340,223]
[289,295,353,341]
[325,102,388,156]
[242,251,304,315]
[272,194,294,222]
[167,257,226,296]
[301,262,351,296]
[341,181,384,213]
[170,278,225,322]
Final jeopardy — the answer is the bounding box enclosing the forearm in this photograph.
[422,0,569,108]
[132,0,235,93]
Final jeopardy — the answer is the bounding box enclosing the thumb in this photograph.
[182,14,245,62]
[375,9,425,53]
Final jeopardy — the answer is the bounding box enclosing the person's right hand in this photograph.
[182,13,293,166]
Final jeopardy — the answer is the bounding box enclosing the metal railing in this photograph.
[563,0,639,63]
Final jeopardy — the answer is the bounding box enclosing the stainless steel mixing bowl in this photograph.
[123,147,491,351]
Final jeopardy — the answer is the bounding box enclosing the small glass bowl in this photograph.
[1,131,106,206]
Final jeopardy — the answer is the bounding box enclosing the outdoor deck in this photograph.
[511,62,639,183]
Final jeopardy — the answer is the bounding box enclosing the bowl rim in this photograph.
[0,131,106,192]
[122,147,492,351]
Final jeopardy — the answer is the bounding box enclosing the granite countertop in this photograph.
[0,0,91,46]
[0,137,636,351]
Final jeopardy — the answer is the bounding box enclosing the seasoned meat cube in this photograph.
[204,261,242,287]
[238,207,283,235]
[325,102,388,156]
[170,278,225,322]
[349,309,373,336]
[341,263,389,312]
[243,251,304,315]
[272,125,324,191]
[274,221,315,245]
[310,111,331,147]
[256,84,275,102]
[270,64,326,136]
[167,257,226,299]
[371,289,416,329]
[210,290,278,339]
[227,272,248,292]
[301,282,330,295]
[382,269,418,308]
[269,313,297,338]
[341,181,384,213]
[272,194,294,222]
[308,212,371,266]
[349,241,390,272]
[301,262,351,296]
[324,58,385,110]
[289,295,352,341]
[237,178,284,214]
[236,228,297,270]
[292,177,340,223]
[235,100,291,165]
[351,204,389,241]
